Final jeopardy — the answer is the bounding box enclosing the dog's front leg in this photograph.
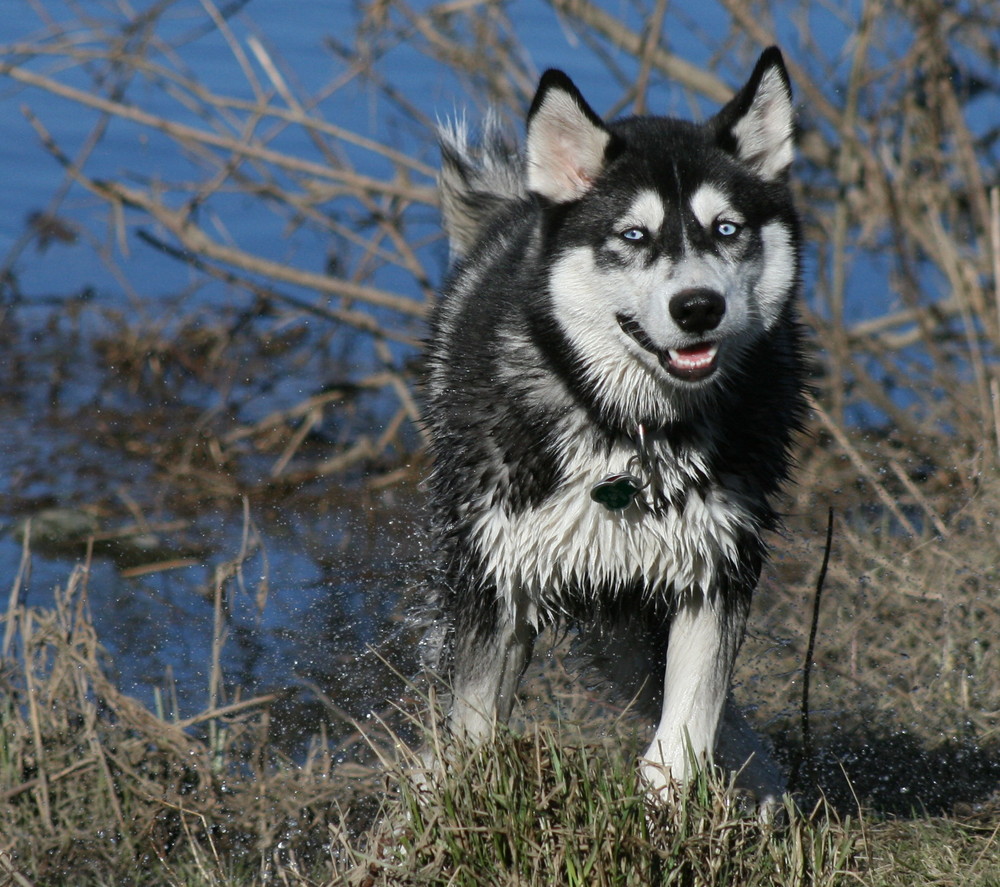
[641,589,743,796]
[447,600,535,744]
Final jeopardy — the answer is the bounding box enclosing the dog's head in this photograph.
[527,49,799,412]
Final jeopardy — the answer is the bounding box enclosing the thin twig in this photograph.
[632,0,668,115]
[134,230,423,346]
[812,400,918,536]
[789,506,834,793]
[547,0,731,101]
[1,62,436,203]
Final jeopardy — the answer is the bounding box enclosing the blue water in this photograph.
[0,0,895,325]
[1,1,447,731]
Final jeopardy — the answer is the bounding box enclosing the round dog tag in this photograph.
[590,472,642,511]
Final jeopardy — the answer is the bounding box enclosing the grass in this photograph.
[1,548,999,886]
[358,729,857,887]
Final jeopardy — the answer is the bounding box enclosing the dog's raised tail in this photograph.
[438,112,525,261]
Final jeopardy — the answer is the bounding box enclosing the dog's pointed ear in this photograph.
[712,47,794,181]
[526,70,611,203]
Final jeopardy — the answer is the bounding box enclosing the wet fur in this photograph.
[422,48,808,806]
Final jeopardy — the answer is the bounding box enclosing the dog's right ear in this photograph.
[525,70,611,204]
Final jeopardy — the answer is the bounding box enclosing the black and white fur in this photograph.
[422,48,808,806]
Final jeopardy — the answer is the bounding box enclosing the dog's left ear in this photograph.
[525,70,612,203]
[713,47,794,181]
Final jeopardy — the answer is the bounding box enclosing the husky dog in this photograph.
[422,48,808,806]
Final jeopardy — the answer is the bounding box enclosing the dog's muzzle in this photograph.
[617,288,725,381]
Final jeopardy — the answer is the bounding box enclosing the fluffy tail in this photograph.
[438,113,526,261]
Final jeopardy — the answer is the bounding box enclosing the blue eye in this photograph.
[621,227,647,242]
[714,220,742,238]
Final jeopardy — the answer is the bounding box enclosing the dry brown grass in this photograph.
[1,550,998,886]
[0,545,406,884]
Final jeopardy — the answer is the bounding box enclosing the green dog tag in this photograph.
[590,472,642,511]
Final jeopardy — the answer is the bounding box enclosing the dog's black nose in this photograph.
[669,288,726,334]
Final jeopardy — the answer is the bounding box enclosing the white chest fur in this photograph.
[471,430,750,626]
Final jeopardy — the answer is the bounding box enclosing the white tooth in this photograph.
[668,345,718,368]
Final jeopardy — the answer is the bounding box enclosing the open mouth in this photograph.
[616,314,719,381]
